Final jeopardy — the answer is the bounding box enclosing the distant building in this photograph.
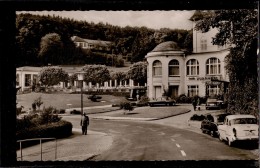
[16,65,136,93]
[71,36,113,53]
[146,11,230,99]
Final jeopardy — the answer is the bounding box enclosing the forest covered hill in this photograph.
[16,13,193,67]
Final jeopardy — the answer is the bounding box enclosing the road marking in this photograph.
[158,132,165,135]
[180,150,186,157]
[171,138,175,142]
[176,144,181,148]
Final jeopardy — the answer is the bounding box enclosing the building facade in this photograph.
[146,17,230,99]
[16,65,136,93]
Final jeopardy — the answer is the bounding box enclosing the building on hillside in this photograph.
[145,11,230,100]
[71,36,113,53]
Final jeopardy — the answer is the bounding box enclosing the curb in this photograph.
[92,109,191,121]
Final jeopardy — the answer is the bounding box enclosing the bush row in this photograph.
[70,90,130,97]
[16,120,72,149]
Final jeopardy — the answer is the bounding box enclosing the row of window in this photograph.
[152,57,221,76]
[16,74,38,87]
[188,85,220,97]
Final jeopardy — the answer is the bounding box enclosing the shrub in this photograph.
[136,96,150,107]
[190,114,206,121]
[59,109,66,114]
[70,109,81,115]
[16,120,73,141]
[39,106,61,124]
[120,101,134,114]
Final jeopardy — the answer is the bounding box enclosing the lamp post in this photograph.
[77,71,85,116]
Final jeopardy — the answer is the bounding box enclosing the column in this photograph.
[115,80,117,88]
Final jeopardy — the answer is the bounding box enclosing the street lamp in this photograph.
[77,71,85,116]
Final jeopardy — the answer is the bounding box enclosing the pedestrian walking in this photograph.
[197,98,201,111]
[192,99,197,111]
[80,113,89,135]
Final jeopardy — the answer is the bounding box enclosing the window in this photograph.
[186,59,199,76]
[25,74,31,87]
[206,58,221,75]
[188,85,199,97]
[201,37,207,51]
[16,74,19,86]
[206,85,220,96]
[153,60,162,76]
[169,60,179,76]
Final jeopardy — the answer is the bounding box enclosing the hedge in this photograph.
[16,120,72,149]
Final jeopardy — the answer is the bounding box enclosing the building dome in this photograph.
[152,41,181,52]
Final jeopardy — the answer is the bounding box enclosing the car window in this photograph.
[233,118,257,124]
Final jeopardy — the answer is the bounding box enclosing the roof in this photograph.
[226,115,256,120]
[16,66,42,72]
[71,36,112,47]
[151,41,181,52]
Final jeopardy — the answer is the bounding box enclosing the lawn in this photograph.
[16,92,125,111]
[100,106,191,119]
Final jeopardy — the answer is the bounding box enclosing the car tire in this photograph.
[201,129,206,134]
[210,131,215,137]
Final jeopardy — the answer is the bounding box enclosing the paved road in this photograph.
[63,116,258,161]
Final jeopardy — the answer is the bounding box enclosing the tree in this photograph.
[39,66,69,88]
[194,9,258,116]
[127,61,147,86]
[110,71,127,87]
[81,65,111,86]
[38,33,63,65]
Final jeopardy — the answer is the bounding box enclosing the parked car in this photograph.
[148,97,176,107]
[218,114,259,146]
[205,98,223,110]
[200,112,231,137]
[88,94,102,102]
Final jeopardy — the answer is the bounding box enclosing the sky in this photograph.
[17,10,195,30]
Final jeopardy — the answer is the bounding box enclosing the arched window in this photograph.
[186,59,199,76]
[169,60,179,76]
[206,58,221,75]
[153,60,162,76]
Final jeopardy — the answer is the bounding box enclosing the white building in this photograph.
[146,12,230,99]
[16,65,136,93]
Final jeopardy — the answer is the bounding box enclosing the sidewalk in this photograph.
[17,128,113,161]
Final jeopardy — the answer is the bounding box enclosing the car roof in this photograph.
[226,114,256,120]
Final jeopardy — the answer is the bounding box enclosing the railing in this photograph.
[17,137,57,161]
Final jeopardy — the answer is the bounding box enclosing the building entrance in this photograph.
[169,86,179,98]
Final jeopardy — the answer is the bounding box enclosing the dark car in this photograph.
[205,98,223,110]
[148,97,176,107]
[200,112,231,137]
[88,94,102,102]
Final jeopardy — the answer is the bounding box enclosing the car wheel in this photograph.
[210,131,215,137]
[201,129,206,133]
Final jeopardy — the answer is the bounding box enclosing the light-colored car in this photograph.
[218,114,259,146]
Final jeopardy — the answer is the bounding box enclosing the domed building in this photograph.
[146,17,230,100]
